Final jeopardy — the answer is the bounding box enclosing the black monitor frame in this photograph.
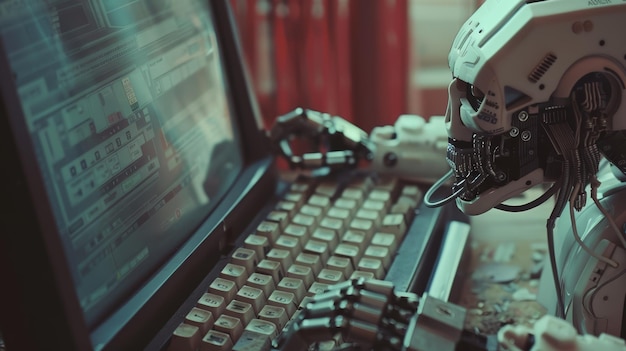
[0,1,275,350]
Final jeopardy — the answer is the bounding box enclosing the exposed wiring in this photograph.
[590,175,626,248]
[495,182,559,212]
[569,183,619,268]
[423,169,465,208]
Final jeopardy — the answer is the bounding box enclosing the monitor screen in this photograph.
[1,0,243,336]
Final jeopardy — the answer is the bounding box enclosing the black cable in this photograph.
[495,182,559,212]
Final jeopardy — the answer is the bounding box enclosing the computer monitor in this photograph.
[0,1,274,350]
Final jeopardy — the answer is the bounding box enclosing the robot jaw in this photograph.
[440,78,554,215]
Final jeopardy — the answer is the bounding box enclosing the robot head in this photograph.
[438,0,626,215]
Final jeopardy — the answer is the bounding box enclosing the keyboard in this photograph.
[160,172,448,351]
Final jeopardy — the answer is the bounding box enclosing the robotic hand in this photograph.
[268,108,450,184]
[269,278,626,351]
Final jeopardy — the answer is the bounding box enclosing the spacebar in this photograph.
[384,203,449,294]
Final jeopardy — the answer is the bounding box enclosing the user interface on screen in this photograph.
[1,0,243,326]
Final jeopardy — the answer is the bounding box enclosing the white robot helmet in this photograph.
[431,0,626,215]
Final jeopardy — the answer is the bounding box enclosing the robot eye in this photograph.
[467,84,485,111]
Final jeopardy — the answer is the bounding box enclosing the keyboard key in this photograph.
[317,268,344,285]
[275,200,297,218]
[341,230,369,253]
[184,307,214,335]
[311,227,339,251]
[245,318,278,339]
[197,292,226,317]
[283,223,310,245]
[267,290,297,317]
[400,184,423,203]
[295,253,323,275]
[236,285,266,314]
[307,281,330,296]
[168,323,201,351]
[348,218,375,239]
[326,255,354,279]
[286,264,315,289]
[315,181,339,198]
[375,175,399,193]
[341,187,364,206]
[308,194,331,212]
[349,270,375,281]
[244,235,270,260]
[200,330,233,351]
[357,257,385,279]
[318,216,344,235]
[326,206,351,226]
[303,240,330,263]
[266,248,292,272]
[219,263,248,289]
[245,273,275,298]
[256,259,283,283]
[299,204,323,222]
[274,235,301,258]
[276,277,306,304]
[362,199,385,213]
[266,210,290,230]
[334,243,361,266]
[256,220,281,244]
[224,300,255,326]
[363,245,392,270]
[368,189,392,208]
[380,213,407,239]
[291,213,316,229]
[213,315,244,343]
[371,232,398,253]
[208,277,237,302]
[355,208,381,228]
[230,247,258,275]
[258,305,289,330]
[334,197,357,216]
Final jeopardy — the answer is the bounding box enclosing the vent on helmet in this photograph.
[528,53,557,83]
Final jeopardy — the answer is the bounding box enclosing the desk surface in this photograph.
[453,187,554,335]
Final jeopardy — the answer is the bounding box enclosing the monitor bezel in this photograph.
[0,1,274,350]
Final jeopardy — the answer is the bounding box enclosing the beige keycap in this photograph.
[266,210,290,230]
[349,270,375,281]
[341,187,364,206]
[274,235,301,258]
[311,227,339,251]
[290,181,312,194]
[291,213,316,228]
[208,277,237,302]
[357,257,385,279]
[303,240,330,263]
[256,259,283,283]
[334,243,361,266]
[299,204,323,222]
[213,315,244,344]
[362,199,385,213]
[334,197,357,216]
[283,223,310,245]
[168,323,201,351]
[363,245,392,270]
[380,213,407,239]
[307,194,331,212]
[326,256,354,279]
[246,273,275,298]
[317,268,344,285]
[231,247,258,274]
[265,248,292,273]
[236,285,266,314]
[184,307,214,335]
[243,234,270,261]
[255,220,281,244]
[355,208,382,228]
[245,318,279,339]
[400,184,423,203]
[283,191,305,207]
[315,182,339,198]
[197,292,226,317]
[341,230,369,253]
[267,290,297,317]
[318,216,344,236]
[275,200,297,218]
[224,300,255,326]
[307,282,330,296]
[286,264,315,289]
[368,189,392,208]
[295,253,323,276]
[200,330,233,351]
[375,176,399,193]
[371,232,398,253]
[349,218,375,239]
[219,263,248,289]
[276,277,307,304]
[258,305,289,330]
[326,206,351,226]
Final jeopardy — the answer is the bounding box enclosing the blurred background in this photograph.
[229,0,484,133]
